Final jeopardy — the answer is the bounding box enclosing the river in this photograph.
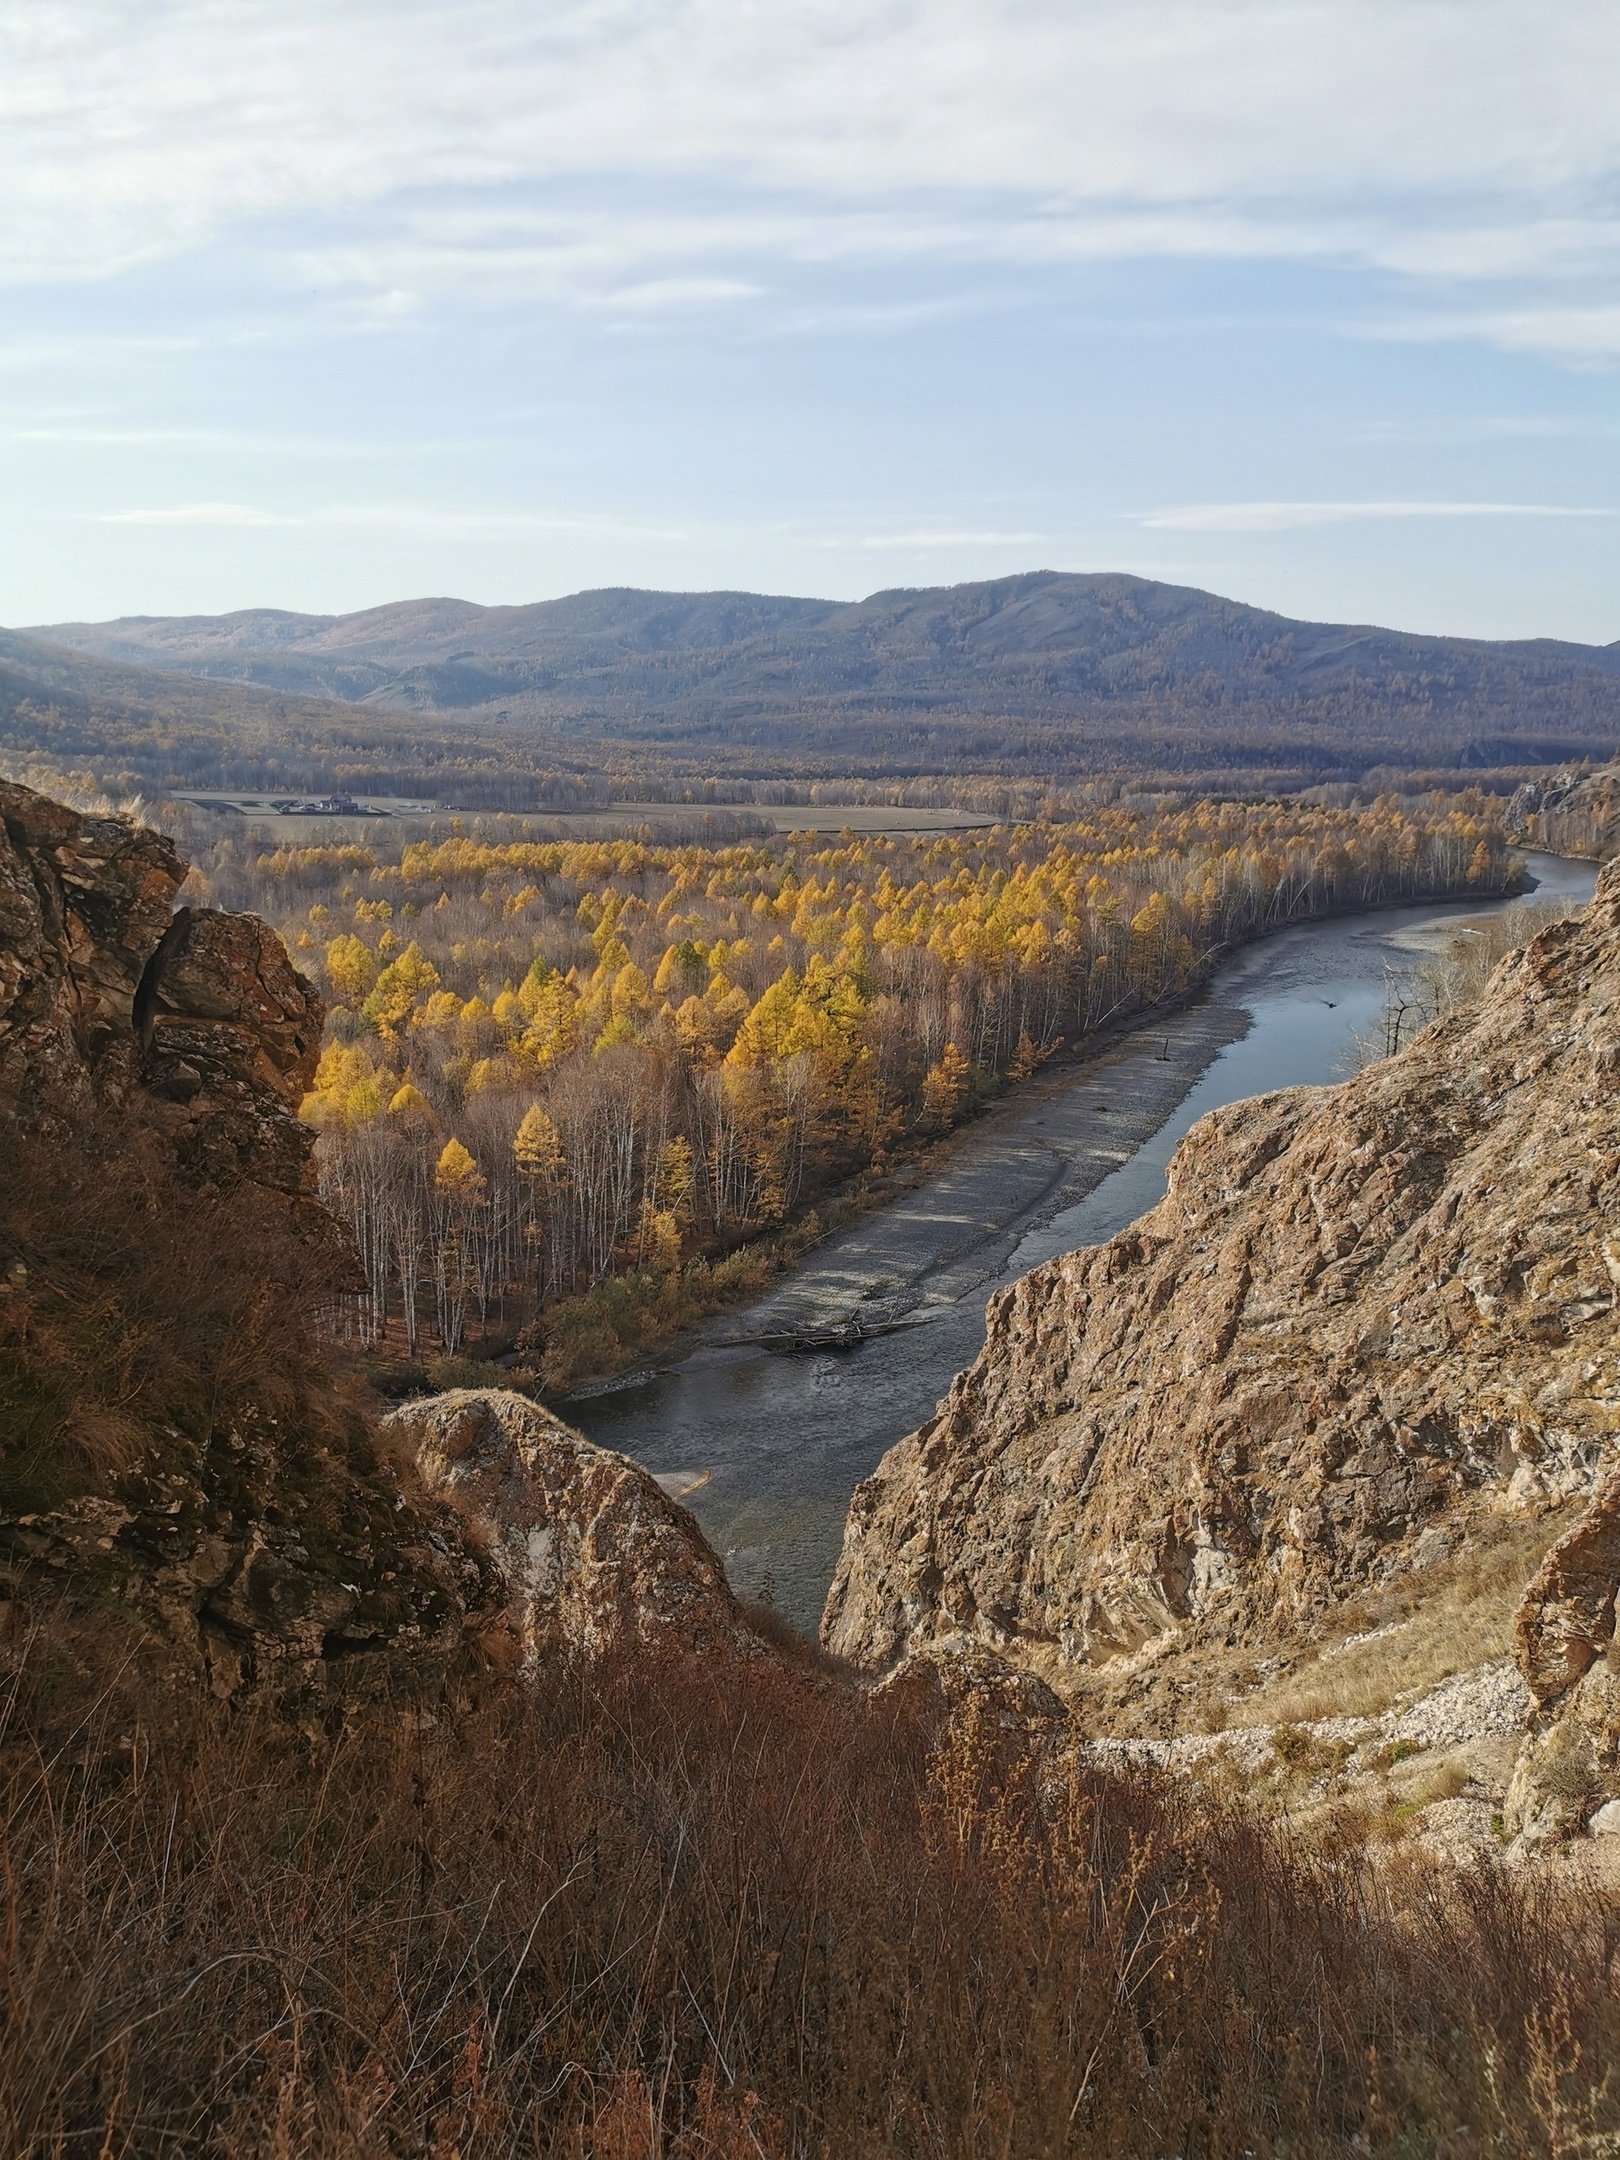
[568,853,1600,1631]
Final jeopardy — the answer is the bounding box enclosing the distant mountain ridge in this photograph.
[21,570,1620,784]
[0,625,604,808]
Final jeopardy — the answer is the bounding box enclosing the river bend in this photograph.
[569,854,1598,1631]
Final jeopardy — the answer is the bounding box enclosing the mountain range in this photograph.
[18,570,1620,788]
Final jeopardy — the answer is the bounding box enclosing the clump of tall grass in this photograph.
[1,1619,1615,2157]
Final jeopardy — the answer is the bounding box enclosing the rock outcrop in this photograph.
[0,777,326,1206]
[383,1391,753,1674]
[824,860,1620,1693]
[1506,1469,1620,1840]
[1508,760,1620,862]
[0,780,456,1700]
[1515,1464,1620,1709]
[0,785,753,1708]
[3,1423,483,1708]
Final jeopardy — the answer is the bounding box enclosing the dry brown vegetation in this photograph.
[3,1621,1619,2159]
[0,1114,355,1516]
[1222,1511,1580,1734]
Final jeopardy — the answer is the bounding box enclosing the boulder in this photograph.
[383,1390,753,1673]
[869,1632,1069,1735]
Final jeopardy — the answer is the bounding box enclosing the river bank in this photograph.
[547,875,1527,1390]
[568,854,1599,1630]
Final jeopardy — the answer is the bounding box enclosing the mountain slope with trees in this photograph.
[30,570,1620,785]
[217,792,1511,1386]
[0,626,612,809]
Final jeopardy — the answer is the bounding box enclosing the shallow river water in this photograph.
[570,853,1599,1630]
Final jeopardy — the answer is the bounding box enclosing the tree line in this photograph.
[196,795,1512,1380]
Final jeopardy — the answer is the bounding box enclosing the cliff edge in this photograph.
[0,782,751,1706]
[824,860,1620,1715]
[0,778,328,1205]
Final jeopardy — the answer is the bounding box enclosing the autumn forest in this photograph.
[186,793,1514,1387]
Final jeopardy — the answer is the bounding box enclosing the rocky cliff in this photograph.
[0,779,327,1202]
[824,861,1620,1720]
[1508,759,1620,862]
[0,782,750,1707]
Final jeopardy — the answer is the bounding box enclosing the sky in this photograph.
[4,0,1620,641]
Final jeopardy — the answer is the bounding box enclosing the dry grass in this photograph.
[1,1621,1618,2158]
[1224,1509,1576,1732]
[0,1111,358,1515]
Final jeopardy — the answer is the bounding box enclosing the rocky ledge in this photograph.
[0,784,752,1707]
[823,859,1620,1708]
[0,779,327,1204]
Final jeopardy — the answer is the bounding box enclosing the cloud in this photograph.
[286,197,1360,317]
[315,504,698,543]
[1377,305,1620,364]
[1138,501,1615,534]
[590,277,766,312]
[94,502,301,526]
[5,2,1620,301]
[1353,416,1612,444]
[842,529,1045,550]
[90,500,702,542]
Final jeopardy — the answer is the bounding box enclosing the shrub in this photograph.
[1,1632,1616,2156]
[0,1109,355,1511]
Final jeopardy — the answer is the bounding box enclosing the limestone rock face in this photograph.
[4,1432,481,1708]
[1508,761,1620,861]
[824,861,1620,1681]
[1506,1469,1620,1838]
[0,778,324,1202]
[134,905,328,1198]
[383,1391,753,1673]
[1515,1465,1620,1709]
[0,780,182,1113]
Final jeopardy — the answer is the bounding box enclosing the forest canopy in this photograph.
[194,793,1512,1385]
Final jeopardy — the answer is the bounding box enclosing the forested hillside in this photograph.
[195,793,1511,1384]
[31,571,1620,787]
[0,627,611,810]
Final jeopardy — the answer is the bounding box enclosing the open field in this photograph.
[176,793,995,838]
